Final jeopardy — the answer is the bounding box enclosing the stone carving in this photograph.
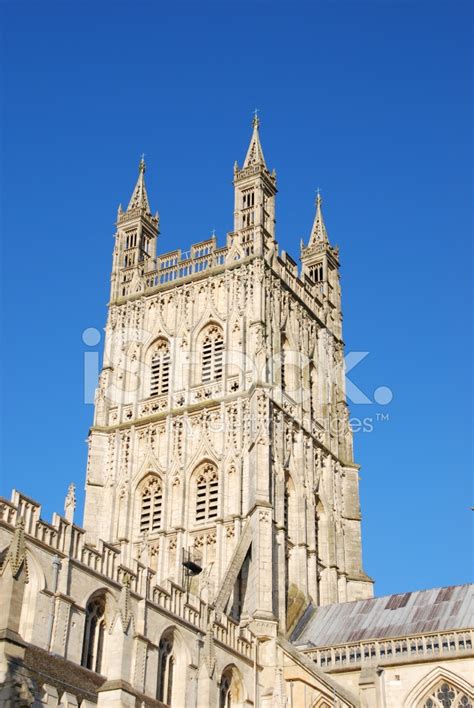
[202,620,217,678]
[118,573,134,632]
[64,482,76,523]
[2,516,28,581]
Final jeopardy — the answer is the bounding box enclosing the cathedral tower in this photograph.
[2,119,471,708]
[83,119,372,642]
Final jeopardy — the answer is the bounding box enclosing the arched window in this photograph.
[421,682,472,708]
[157,634,174,705]
[81,594,106,673]
[201,325,224,383]
[150,340,170,396]
[219,666,244,708]
[195,463,219,523]
[220,670,232,708]
[140,477,163,534]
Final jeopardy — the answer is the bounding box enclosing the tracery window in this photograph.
[219,667,243,708]
[201,326,224,383]
[157,634,174,705]
[140,477,163,534]
[81,594,106,673]
[150,340,170,396]
[422,682,472,708]
[195,463,219,523]
[219,671,232,708]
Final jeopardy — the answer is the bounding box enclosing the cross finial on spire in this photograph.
[316,187,322,207]
[139,154,146,173]
[253,108,260,128]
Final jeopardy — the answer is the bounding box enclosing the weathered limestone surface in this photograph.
[0,121,472,706]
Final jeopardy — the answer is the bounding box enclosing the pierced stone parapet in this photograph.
[0,490,255,663]
[302,629,474,672]
[144,239,228,290]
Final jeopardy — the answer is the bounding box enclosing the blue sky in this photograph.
[1,0,472,596]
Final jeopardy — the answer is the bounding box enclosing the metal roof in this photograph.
[293,584,474,647]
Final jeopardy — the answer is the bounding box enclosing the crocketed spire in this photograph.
[127,156,151,213]
[308,191,329,246]
[243,113,267,169]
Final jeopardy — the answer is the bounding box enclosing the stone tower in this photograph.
[83,119,373,642]
[2,119,470,708]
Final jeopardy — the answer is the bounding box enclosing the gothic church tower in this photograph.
[2,119,470,708]
[83,119,373,642]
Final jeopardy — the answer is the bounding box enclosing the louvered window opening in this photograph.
[151,348,170,396]
[202,336,224,383]
[196,471,219,523]
[140,482,163,533]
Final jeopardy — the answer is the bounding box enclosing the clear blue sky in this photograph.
[1,1,472,596]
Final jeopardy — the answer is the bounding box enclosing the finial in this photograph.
[253,108,260,128]
[139,153,146,173]
[211,228,216,237]
[64,482,76,523]
[316,188,322,207]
